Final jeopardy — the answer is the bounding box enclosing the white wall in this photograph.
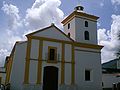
[75,47,102,90]
[63,16,97,44]
[42,41,62,61]
[64,18,76,40]
[75,17,97,44]
[33,26,71,41]
[65,44,72,62]
[102,74,120,88]
[30,39,39,59]
[10,42,27,90]
[29,39,39,84]
[29,60,38,84]
[65,64,71,85]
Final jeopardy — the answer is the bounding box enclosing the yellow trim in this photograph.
[5,42,17,84]
[30,36,73,44]
[24,37,31,84]
[30,58,72,63]
[62,15,98,26]
[36,40,43,84]
[0,77,2,84]
[71,44,75,85]
[75,42,103,50]
[5,57,13,84]
[61,11,99,25]
[26,24,74,42]
[5,57,10,84]
[29,36,103,50]
[47,46,57,63]
[61,43,65,84]
[75,49,101,53]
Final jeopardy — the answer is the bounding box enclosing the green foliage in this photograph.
[116,30,120,59]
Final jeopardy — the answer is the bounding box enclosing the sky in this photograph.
[0,0,120,66]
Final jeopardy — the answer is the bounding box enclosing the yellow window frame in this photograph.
[47,46,57,63]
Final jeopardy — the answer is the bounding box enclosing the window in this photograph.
[85,70,91,81]
[84,31,89,40]
[48,46,57,62]
[49,49,55,60]
[68,33,70,37]
[85,21,88,27]
[102,82,104,87]
[68,23,70,29]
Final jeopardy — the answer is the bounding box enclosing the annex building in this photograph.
[0,5,103,90]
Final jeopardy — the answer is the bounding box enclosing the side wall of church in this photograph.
[75,47,102,90]
[10,42,27,90]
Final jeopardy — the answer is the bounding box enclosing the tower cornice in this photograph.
[61,10,99,25]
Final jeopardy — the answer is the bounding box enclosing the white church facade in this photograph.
[0,6,103,90]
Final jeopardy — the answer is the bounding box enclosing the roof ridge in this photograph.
[26,24,74,42]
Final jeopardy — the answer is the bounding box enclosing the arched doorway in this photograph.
[43,66,58,90]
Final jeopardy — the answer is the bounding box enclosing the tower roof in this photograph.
[61,6,99,25]
[74,5,84,11]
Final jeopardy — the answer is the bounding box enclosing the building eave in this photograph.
[61,11,99,25]
[74,41,103,50]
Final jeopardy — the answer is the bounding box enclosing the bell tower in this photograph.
[61,5,99,44]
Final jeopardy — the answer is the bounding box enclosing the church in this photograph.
[0,5,103,90]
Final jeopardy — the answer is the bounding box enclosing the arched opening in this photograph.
[68,33,70,37]
[68,23,70,29]
[85,21,88,27]
[43,66,58,90]
[84,31,89,40]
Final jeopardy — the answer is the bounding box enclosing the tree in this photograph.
[116,49,120,59]
[116,30,120,59]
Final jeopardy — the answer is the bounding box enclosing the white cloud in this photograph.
[0,2,23,67]
[0,49,9,67]
[1,2,22,30]
[0,0,64,67]
[111,0,120,5]
[98,14,120,63]
[98,0,104,7]
[0,29,23,67]
[100,2,104,7]
[24,0,64,30]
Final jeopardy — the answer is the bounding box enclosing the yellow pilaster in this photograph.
[71,44,75,85]
[5,57,13,84]
[61,43,65,84]
[24,37,31,84]
[0,77,2,84]
[36,40,43,84]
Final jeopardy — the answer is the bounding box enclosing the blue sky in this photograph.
[0,0,117,30]
[0,0,120,66]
